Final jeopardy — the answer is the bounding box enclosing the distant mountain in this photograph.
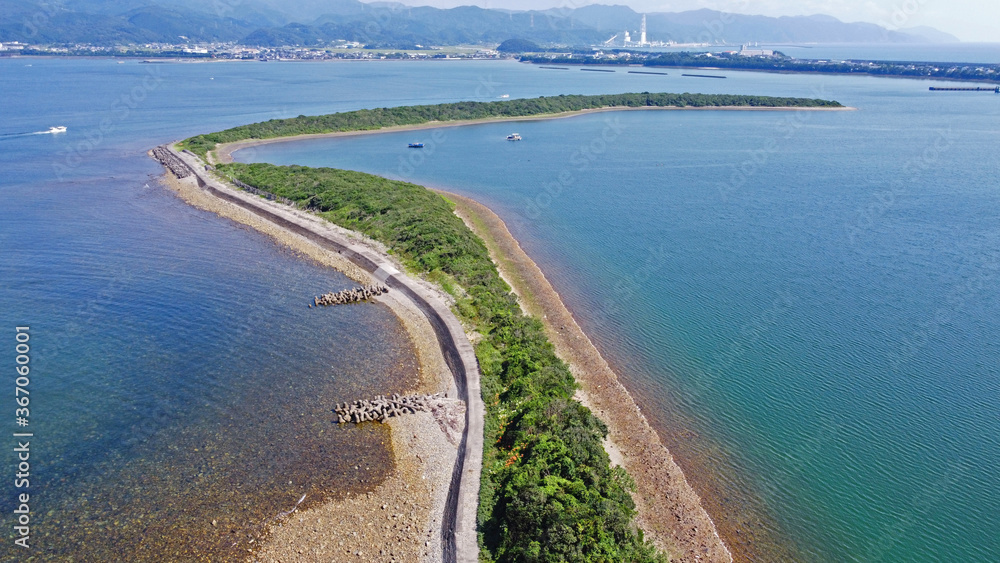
[0,0,282,44]
[571,6,948,45]
[0,0,959,47]
[900,26,961,43]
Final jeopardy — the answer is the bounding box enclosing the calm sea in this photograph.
[3,48,999,560]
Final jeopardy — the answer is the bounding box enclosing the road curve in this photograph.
[153,144,483,563]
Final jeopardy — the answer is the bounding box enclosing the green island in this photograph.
[180,92,841,561]
[179,91,843,158]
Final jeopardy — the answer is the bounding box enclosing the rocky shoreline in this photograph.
[155,156,475,563]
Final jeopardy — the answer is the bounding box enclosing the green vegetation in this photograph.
[180,92,842,157]
[190,91,840,558]
[215,162,665,562]
[497,38,542,53]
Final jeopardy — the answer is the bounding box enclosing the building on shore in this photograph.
[739,44,774,57]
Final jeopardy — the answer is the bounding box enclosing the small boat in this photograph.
[499,94,510,98]
[47,126,67,134]
[506,133,521,141]
[408,142,424,148]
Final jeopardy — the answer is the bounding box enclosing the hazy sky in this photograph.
[380,0,998,42]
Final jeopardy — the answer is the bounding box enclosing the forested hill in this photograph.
[1,0,955,47]
[180,92,844,157]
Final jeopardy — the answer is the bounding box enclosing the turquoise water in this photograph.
[3,53,999,560]
[240,66,1000,561]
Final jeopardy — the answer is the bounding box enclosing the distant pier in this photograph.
[929,86,999,93]
[682,73,727,79]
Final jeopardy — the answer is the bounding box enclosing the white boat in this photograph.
[47,126,67,134]
[506,133,521,141]
[499,94,510,98]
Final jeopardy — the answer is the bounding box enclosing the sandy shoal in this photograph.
[159,170,463,563]
[211,104,855,164]
[442,191,734,563]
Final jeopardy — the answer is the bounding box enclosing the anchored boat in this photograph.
[506,133,521,141]
[408,142,424,148]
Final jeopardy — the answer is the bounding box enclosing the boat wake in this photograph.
[0,126,68,138]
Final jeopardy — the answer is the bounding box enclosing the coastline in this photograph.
[163,131,734,560]
[156,157,480,562]
[211,104,856,164]
[442,191,733,563]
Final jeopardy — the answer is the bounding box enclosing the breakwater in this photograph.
[312,284,389,307]
[929,86,999,93]
[334,393,444,423]
[151,145,191,178]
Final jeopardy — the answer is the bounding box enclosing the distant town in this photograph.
[2,37,998,85]
[0,40,503,61]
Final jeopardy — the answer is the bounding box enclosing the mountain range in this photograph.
[0,0,959,48]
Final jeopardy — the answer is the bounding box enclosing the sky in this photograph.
[378,0,998,42]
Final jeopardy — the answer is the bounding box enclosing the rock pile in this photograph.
[312,285,389,307]
[334,393,444,424]
[151,145,191,179]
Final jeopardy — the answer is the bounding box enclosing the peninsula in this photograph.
[160,92,844,562]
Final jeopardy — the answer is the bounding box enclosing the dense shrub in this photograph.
[217,162,665,562]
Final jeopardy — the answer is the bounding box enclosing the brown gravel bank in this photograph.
[442,191,733,563]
